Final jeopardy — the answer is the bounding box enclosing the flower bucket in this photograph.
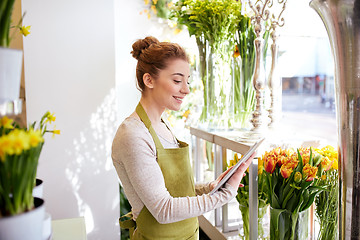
[0,197,45,240]
[0,47,22,104]
[270,207,309,240]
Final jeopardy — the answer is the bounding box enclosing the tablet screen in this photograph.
[209,138,265,195]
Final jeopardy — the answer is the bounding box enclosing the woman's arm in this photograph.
[112,118,245,224]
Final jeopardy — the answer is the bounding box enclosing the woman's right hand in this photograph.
[227,152,256,189]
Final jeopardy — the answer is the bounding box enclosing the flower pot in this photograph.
[270,207,308,240]
[33,178,44,198]
[0,197,45,240]
[0,47,22,104]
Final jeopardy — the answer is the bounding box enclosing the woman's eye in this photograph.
[173,80,181,83]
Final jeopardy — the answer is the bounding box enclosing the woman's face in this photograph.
[150,59,190,111]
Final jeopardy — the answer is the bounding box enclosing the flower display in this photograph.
[171,0,242,128]
[0,112,59,217]
[314,145,339,240]
[141,0,174,20]
[262,146,329,240]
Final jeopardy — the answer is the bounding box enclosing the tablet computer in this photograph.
[209,138,265,195]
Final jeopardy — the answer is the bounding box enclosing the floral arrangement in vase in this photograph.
[262,147,331,240]
[314,145,338,240]
[233,14,269,129]
[171,0,242,129]
[0,112,59,216]
[228,153,269,240]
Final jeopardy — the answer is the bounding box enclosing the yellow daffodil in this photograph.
[144,0,149,5]
[0,116,14,129]
[153,0,158,4]
[19,25,31,37]
[28,129,44,147]
[45,112,56,124]
[51,126,61,138]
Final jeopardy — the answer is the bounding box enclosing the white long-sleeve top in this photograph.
[111,116,237,224]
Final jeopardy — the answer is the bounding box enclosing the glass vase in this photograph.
[270,208,309,240]
[239,203,269,240]
[196,36,234,130]
[232,55,256,130]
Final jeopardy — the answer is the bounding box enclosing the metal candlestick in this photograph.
[267,0,287,127]
[248,0,271,133]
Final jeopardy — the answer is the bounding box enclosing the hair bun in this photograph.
[131,36,160,60]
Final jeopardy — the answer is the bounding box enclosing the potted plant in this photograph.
[0,112,59,240]
[0,0,31,105]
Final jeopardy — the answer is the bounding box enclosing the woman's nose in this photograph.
[181,82,190,95]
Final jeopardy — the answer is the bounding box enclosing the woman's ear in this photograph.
[143,73,154,89]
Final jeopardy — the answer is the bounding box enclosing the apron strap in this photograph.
[119,212,136,239]
[136,103,164,150]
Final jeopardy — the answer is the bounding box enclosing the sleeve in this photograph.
[195,182,213,195]
[113,121,238,224]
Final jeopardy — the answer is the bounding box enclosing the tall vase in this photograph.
[196,36,234,130]
[233,56,256,130]
[310,1,360,239]
[239,203,268,240]
[270,208,308,240]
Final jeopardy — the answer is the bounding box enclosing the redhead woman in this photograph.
[111,36,254,240]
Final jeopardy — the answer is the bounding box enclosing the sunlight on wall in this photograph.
[64,88,119,238]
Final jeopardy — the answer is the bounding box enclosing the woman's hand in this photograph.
[210,152,256,191]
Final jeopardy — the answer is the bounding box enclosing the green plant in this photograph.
[0,112,59,217]
[0,0,30,47]
[314,146,339,240]
[229,153,269,239]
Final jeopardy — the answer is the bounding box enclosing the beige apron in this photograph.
[120,103,199,239]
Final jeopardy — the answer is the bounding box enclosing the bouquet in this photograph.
[0,112,59,217]
[262,147,330,240]
[233,15,269,128]
[171,0,242,127]
[314,145,338,240]
[229,153,269,240]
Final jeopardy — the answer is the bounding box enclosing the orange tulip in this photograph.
[303,164,318,182]
[263,153,277,173]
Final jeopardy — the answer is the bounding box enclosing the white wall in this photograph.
[21,0,194,239]
[22,0,119,239]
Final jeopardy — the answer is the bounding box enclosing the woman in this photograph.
[112,36,254,239]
